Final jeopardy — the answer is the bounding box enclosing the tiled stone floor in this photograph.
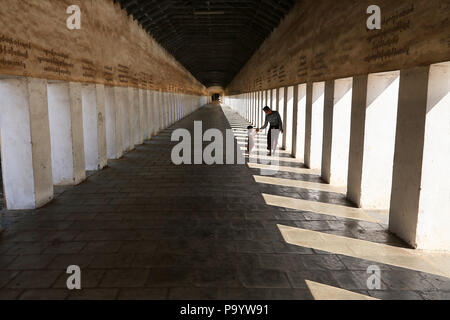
[0,104,449,300]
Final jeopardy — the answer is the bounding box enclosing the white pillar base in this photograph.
[48,82,86,186]
[347,72,399,209]
[105,86,123,160]
[81,84,107,171]
[119,87,132,152]
[390,63,450,251]
[310,82,325,170]
[0,77,53,209]
[133,88,142,146]
[322,78,353,186]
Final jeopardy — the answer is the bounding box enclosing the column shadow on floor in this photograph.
[0,104,448,300]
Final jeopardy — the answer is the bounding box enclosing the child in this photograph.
[247,125,258,154]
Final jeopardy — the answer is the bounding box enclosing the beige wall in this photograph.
[0,0,206,95]
[226,0,450,94]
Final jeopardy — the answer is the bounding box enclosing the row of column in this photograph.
[225,62,450,252]
[0,76,207,210]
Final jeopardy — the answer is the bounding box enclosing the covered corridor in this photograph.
[0,0,449,302]
[0,104,449,300]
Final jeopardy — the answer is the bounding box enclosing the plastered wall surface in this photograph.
[0,0,206,95]
[226,0,450,94]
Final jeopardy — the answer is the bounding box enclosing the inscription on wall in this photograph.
[311,52,329,78]
[104,65,114,84]
[0,34,30,70]
[38,49,74,76]
[254,76,263,90]
[296,55,308,79]
[365,3,414,63]
[227,0,449,95]
[81,59,97,79]
[0,1,205,95]
[278,65,286,84]
[117,64,130,84]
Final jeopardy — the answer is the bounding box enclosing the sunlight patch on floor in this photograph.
[305,280,379,300]
[262,193,380,223]
[248,163,318,175]
[254,175,345,193]
[263,194,379,223]
[278,225,450,279]
[236,141,267,147]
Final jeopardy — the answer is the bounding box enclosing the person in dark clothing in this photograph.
[257,106,284,156]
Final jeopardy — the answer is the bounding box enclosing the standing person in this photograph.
[257,106,283,156]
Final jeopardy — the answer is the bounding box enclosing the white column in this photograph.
[167,92,171,126]
[48,81,86,185]
[178,94,181,121]
[321,78,353,185]
[159,90,165,130]
[146,90,154,139]
[248,93,251,123]
[347,71,400,209]
[175,93,178,122]
[285,86,294,153]
[153,91,162,135]
[179,94,182,120]
[291,85,299,158]
[167,92,172,126]
[282,87,289,150]
[130,87,140,147]
[174,92,177,119]
[175,94,179,121]
[160,91,165,129]
[140,89,148,141]
[263,90,268,127]
[278,87,285,127]
[254,94,257,125]
[322,80,335,182]
[245,92,253,122]
[170,92,174,125]
[164,92,169,129]
[180,94,183,119]
[81,84,107,171]
[256,91,260,126]
[390,63,450,251]
[304,83,313,168]
[294,84,307,161]
[0,77,53,209]
[308,82,325,170]
[254,92,258,126]
[248,93,251,117]
[169,93,173,126]
[175,93,181,122]
[182,94,184,119]
[105,86,123,159]
[245,93,248,120]
[118,87,131,152]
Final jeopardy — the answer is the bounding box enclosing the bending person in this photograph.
[257,106,283,156]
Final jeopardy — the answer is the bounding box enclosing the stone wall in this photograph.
[226,0,450,94]
[0,0,206,95]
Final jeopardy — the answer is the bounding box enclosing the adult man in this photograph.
[257,106,284,156]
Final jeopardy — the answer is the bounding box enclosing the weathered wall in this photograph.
[0,0,206,95]
[226,0,450,94]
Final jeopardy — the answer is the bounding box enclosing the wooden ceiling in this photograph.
[114,0,296,87]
